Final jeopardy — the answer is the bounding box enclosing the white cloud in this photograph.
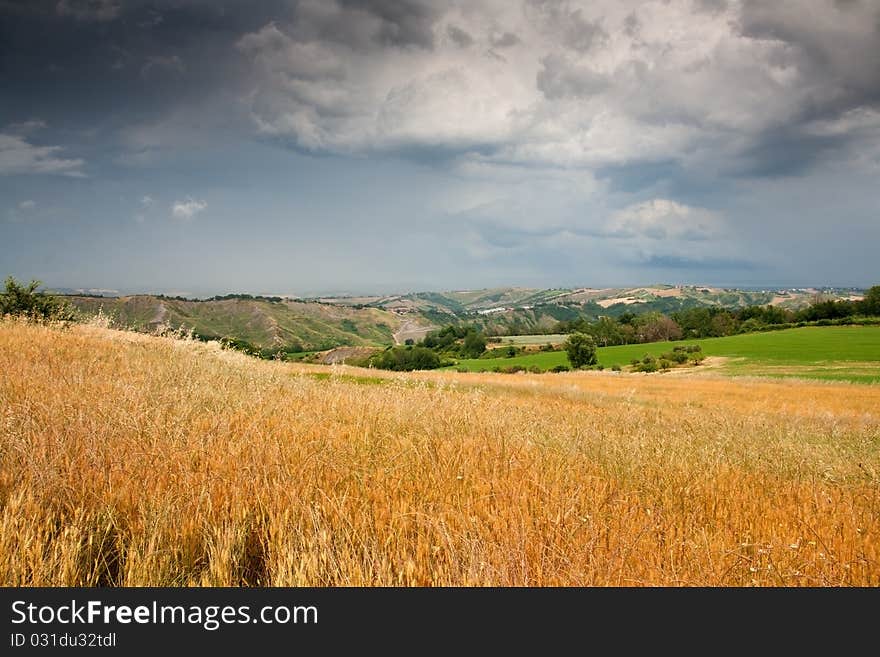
[236,16,534,154]
[0,133,85,176]
[141,195,154,207]
[591,198,749,270]
[606,199,724,241]
[171,198,207,220]
[6,199,37,223]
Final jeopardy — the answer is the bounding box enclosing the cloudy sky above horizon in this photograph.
[1,0,879,296]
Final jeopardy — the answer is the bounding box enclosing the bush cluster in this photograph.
[0,277,75,322]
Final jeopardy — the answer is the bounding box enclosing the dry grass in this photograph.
[1,319,878,586]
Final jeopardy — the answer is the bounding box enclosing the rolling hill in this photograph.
[66,295,424,351]
[64,284,864,351]
[322,284,864,336]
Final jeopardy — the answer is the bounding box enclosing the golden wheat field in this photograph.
[1,319,878,586]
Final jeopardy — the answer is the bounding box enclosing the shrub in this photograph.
[660,350,689,364]
[371,346,441,371]
[461,330,487,358]
[632,355,659,373]
[527,365,543,374]
[0,277,75,322]
[611,364,621,372]
[550,365,570,373]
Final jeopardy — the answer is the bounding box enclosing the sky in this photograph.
[1,0,878,296]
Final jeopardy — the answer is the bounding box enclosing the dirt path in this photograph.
[149,302,168,325]
[393,318,434,345]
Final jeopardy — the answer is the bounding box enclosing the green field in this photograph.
[489,334,568,345]
[447,326,880,383]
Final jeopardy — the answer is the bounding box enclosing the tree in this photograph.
[564,332,597,368]
[636,313,682,342]
[709,312,738,337]
[591,316,623,346]
[862,285,880,316]
[617,311,637,326]
[461,330,487,358]
[0,277,74,322]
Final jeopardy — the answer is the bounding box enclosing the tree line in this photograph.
[554,286,880,346]
[367,325,487,371]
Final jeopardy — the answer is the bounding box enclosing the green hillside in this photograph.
[68,296,413,351]
[341,285,864,337]
[447,326,880,383]
[439,287,569,310]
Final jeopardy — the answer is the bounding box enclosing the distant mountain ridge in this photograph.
[318,284,864,335]
[63,284,864,351]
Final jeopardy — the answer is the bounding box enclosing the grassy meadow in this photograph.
[451,325,880,383]
[490,334,569,346]
[1,319,878,586]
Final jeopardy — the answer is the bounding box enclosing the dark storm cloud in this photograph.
[3,0,879,183]
[622,12,639,37]
[337,0,445,49]
[731,128,840,178]
[525,0,608,53]
[536,54,609,100]
[0,1,285,119]
[274,0,448,51]
[738,0,880,110]
[2,1,879,292]
[447,25,474,48]
[693,0,728,14]
[724,1,880,177]
[489,31,520,49]
[56,0,121,22]
[198,0,880,181]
